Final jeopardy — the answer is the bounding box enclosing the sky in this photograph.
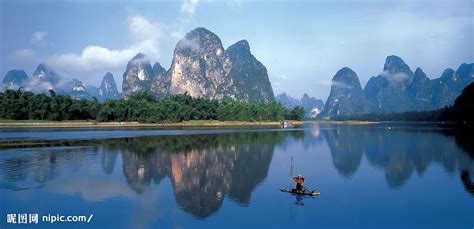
[1,0,473,101]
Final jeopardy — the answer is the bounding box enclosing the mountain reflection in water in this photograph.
[0,124,472,223]
[118,132,291,218]
[319,124,474,191]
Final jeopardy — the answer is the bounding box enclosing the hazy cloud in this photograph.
[31,31,47,44]
[171,0,203,39]
[12,49,35,60]
[331,81,352,89]
[181,0,200,20]
[3,0,471,99]
[41,15,171,83]
[278,74,287,80]
[38,0,203,84]
[46,45,138,74]
[381,71,411,82]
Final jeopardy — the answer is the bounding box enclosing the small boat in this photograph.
[280,188,320,196]
[280,121,294,128]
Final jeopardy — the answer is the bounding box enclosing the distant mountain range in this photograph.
[1,27,275,103]
[1,64,121,101]
[320,56,473,119]
[1,27,472,119]
[275,92,324,117]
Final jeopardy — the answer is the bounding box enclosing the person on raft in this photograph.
[293,174,305,193]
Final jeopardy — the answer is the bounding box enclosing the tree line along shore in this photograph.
[0,89,305,125]
[1,82,472,127]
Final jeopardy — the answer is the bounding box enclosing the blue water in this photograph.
[0,123,473,228]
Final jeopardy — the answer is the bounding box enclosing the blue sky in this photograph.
[1,0,472,100]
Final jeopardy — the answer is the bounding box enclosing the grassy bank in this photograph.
[0,120,303,128]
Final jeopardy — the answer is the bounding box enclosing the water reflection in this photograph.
[0,131,306,220]
[0,124,473,223]
[0,147,95,185]
[294,195,305,206]
[321,127,364,177]
[115,132,293,218]
[320,124,474,189]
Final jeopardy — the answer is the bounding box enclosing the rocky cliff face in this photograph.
[31,63,63,86]
[71,79,90,99]
[319,57,473,119]
[275,92,300,108]
[150,62,169,99]
[2,70,28,89]
[222,40,274,102]
[1,64,109,99]
[300,93,324,117]
[168,27,229,99]
[122,27,274,102]
[122,53,154,99]
[456,63,474,83]
[276,92,324,117]
[408,68,432,110]
[20,64,71,93]
[320,67,368,119]
[363,56,473,114]
[431,66,473,108]
[364,55,414,113]
[99,72,120,100]
[4,27,276,103]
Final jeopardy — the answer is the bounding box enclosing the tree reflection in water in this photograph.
[320,124,474,190]
[0,124,472,222]
[111,131,299,218]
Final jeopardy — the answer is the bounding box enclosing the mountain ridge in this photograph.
[275,92,324,117]
[320,56,473,119]
[122,27,275,103]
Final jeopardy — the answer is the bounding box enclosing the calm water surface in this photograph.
[0,123,473,228]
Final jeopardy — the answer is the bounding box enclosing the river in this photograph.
[0,123,472,228]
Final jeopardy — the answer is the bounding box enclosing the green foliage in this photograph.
[285,106,305,121]
[0,90,301,122]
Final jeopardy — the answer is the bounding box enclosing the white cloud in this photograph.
[172,0,203,39]
[128,15,164,43]
[47,45,138,73]
[34,0,204,85]
[42,15,170,84]
[31,31,47,44]
[180,0,200,20]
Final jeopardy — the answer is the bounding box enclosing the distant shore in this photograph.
[305,120,379,125]
[0,120,303,128]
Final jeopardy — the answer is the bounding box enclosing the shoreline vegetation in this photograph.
[0,120,303,128]
[1,119,416,129]
[1,82,471,127]
[0,119,392,128]
[0,90,306,124]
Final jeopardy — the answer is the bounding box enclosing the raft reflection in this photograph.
[1,124,472,223]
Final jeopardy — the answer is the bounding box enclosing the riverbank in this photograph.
[0,120,303,128]
[306,120,379,125]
